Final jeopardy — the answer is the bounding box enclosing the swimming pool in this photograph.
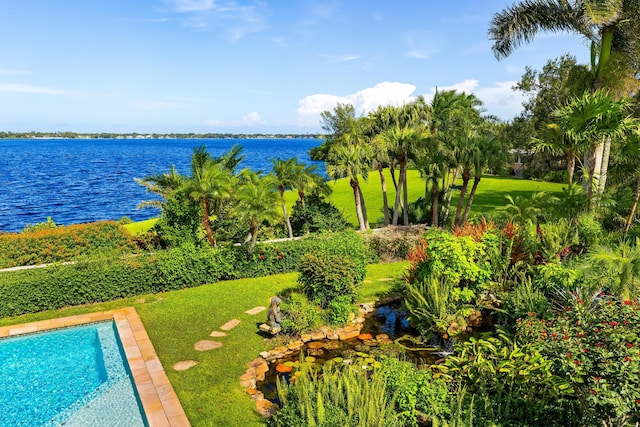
[0,321,147,427]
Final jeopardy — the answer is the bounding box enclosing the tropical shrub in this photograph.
[0,221,138,268]
[290,193,350,236]
[378,357,450,426]
[272,363,402,427]
[516,296,640,426]
[326,294,356,325]
[279,293,324,335]
[433,331,577,426]
[362,226,425,262]
[298,253,361,308]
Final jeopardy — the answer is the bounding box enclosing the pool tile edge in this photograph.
[0,308,191,427]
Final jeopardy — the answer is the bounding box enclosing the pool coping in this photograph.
[0,308,190,427]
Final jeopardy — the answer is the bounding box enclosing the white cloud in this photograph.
[169,0,216,12]
[423,80,525,119]
[206,111,266,127]
[297,82,417,127]
[0,83,86,96]
[0,68,32,75]
[166,0,267,39]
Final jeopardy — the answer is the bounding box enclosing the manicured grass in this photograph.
[124,218,157,235]
[327,171,566,226]
[124,171,565,232]
[0,262,408,427]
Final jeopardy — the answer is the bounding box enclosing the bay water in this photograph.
[0,138,323,233]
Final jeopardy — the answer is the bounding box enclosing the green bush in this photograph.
[378,357,450,427]
[279,293,324,334]
[290,193,350,236]
[326,295,356,326]
[0,221,138,269]
[0,231,371,318]
[362,227,425,262]
[298,253,361,308]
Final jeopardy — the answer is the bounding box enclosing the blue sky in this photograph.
[0,1,590,134]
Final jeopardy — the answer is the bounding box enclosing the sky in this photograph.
[0,1,591,134]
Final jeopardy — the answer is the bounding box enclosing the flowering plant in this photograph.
[516,293,640,424]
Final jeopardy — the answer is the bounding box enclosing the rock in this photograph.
[256,398,279,417]
[194,340,223,351]
[325,330,339,340]
[376,334,393,345]
[209,331,227,337]
[249,358,269,381]
[220,319,241,331]
[259,324,272,333]
[287,340,303,351]
[240,378,256,389]
[358,333,373,341]
[245,306,267,315]
[310,330,326,341]
[337,325,362,341]
[245,388,264,401]
[308,341,325,349]
[301,333,312,342]
[173,360,199,371]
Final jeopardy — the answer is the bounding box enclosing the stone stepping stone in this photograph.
[245,306,266,315]
[173,360,199,371]
[220,319,241,331]
[195,340,223,351]
[210,331,227,338]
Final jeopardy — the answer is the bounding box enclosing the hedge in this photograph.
[0,221,138,269]
[0,231,376,318]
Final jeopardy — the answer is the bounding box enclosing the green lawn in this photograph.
[124,171,566,234]
[327,171,566,226]
[0,261,408,427]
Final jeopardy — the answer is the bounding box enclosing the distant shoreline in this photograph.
[0,133,323,140]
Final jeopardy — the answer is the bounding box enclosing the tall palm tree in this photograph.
[532,122,588,187]
[236,170,280,253]
[135,165,185,210]
[368,105,399,226]
[186,152,233,247]
[553,90,636,209]
[326,143,371,231]
[459,132,508,227]
[453,131,482,227]
[291,162,330,209]
[489,0,640,195]
[271,157,298,239]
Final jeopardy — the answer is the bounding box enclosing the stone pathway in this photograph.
[173,307,267,371]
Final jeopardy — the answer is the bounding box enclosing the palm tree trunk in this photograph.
[625,175,640,237]
[598,137,611,196]
[402,160,409,226]
[248,221,258,254]
[280,187,294,239]
[567,152,575,187]
[431,182,439,228]
[358,186,370,230]
[586,147,597,210]
[443,168,459,223]
[352,178,366,231]
[392,166,405,226]
[298,189,306,209]
[454,170,471,226]
[379,166,390,226]
[390,161,398,191]
[460,175,481,227]
[201,199,217,247]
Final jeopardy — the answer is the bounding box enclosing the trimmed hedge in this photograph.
[0,221,138,269]
[0,231,374,318]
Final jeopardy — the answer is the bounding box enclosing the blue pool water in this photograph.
[0,322,147,427]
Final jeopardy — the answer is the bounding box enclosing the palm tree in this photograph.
[291,162,330,210]
[235,170,280,253]
[610,131,640,236]
[135,165,185,210]
[459,132,508,227]
[326,143,371,231]
[186,150,233,247]
[271,157,298,239]
[489,0,640,195]
[532,123,587,187]
[587,238,640,301]
[368,105,398,226]
[498,192,560,228]
[553,90,636,209]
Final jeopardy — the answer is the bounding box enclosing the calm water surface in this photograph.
[0,138,323,232]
